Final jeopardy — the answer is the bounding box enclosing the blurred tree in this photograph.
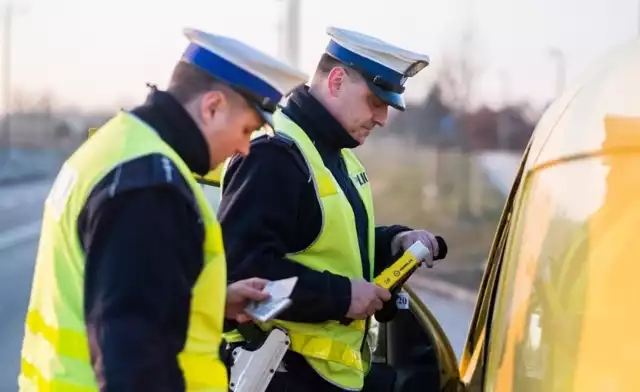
[437,27,484,118]
[54,122,71,138]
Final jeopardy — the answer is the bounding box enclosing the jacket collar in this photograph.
[131,87,210,176]
[282,85,359,153]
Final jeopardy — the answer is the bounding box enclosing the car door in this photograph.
[370,142,532,392]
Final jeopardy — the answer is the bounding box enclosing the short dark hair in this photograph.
[316,53,343,74]
[167,61,222,105]
[314,53,362,82]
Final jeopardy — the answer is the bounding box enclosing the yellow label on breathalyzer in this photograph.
[373,241,430,290]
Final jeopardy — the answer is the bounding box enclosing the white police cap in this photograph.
[325,26,430,111]
[181,28,309,128]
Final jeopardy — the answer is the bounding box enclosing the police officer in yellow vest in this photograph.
[218,27,446,391]
[18,27,307,391]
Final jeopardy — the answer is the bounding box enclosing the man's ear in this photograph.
[199,90,225,124]
[327,67,347,97]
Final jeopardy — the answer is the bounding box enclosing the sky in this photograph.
[5,0,639,112]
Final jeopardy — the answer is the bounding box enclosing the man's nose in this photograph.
[374,106,388,127]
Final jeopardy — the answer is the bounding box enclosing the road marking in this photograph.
[0,221,41,251]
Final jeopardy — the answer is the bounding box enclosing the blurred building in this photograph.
[0,111,111,149]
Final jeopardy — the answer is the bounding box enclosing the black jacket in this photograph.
[218,85,411,325]
[79,89,212,391]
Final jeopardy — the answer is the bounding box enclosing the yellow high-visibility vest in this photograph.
[221,110,375,391]
[19,111,228,391]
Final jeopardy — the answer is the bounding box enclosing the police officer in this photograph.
[18,28,308,391]
[218,27,447,391]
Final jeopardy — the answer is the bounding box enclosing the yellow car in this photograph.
[364,38,640,391]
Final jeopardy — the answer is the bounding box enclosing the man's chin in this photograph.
[356,131,372,145]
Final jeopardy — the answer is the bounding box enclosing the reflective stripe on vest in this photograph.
[221,110,376,391]
[19,111,228,392]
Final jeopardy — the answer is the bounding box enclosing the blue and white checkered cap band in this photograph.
[326,39,406,90]
[182,43,282,111]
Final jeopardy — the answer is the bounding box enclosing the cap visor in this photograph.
[365,81,406,111]
[251,103,275,135]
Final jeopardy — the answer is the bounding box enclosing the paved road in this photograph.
[0,179,475,391]
[0,179,51,391]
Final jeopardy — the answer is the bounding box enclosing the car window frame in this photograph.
[459,140,533,387]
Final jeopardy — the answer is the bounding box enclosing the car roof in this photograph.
[525,38,640,172]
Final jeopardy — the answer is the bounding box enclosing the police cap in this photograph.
[324,26,430,111]
[181,28,309,128]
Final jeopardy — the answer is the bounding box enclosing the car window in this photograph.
[457,195,513,389]
[483,147,640,390]
[458,144,531,387]
[372,287,457,391]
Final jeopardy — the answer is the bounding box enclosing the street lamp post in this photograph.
[0,2,26,170]
[275,0,301,68]
[548,48,566,97]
